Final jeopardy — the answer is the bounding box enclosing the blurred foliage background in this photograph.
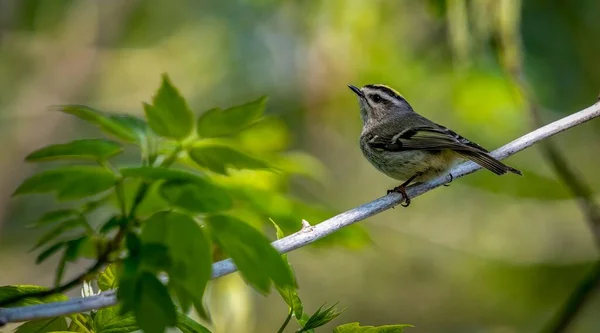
[1,0,600,332]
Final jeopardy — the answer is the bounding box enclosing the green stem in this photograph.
[129,145,183,218]
[277,308,293,333]
[115,180,127,217]
[0,227,127,307]
[128,182,150,219]
[0,145,185,307]
[71,314,93,333]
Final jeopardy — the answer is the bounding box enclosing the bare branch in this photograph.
[1,101,599,326]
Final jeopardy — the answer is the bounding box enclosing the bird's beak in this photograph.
[348,85,364,98]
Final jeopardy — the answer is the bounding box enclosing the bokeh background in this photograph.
[1,0,600,332]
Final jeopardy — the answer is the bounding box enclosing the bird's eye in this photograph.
[371,94,383,103]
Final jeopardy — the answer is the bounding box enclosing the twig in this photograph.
[1,101,599,325]
[0,228,127,308]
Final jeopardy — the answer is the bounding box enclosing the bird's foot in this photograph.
[387,185,411,207]
[443,173,453,187]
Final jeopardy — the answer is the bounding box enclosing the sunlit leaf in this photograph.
[333,322,413,332]
[273,151,329,184]
[14,317,69,333]
[206,214,294,294]
[0,285,68,307]
[55,105,139,143]
[68,313,93,333]
[160,179,232,213]
[271,219,303,320]
[197,96,266,138]
[25,139,123,162]
[98,264,118,291]
[238,116,290,153]
[176,312,212,333]
[141,211,212,318]
[144,74,194,140]
[94,305,139,333]
[13,166,116,201]
[188,142,269,175]
[121,166,232,213]
[134,272,177,333]
[121,166,205,182]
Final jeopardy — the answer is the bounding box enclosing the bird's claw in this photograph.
[387,186,411,207]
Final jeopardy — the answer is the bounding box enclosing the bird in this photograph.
[348,83,522,207]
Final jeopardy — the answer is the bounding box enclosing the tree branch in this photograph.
[1,101,599,326]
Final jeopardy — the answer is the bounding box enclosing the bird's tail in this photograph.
[457,150,522,176]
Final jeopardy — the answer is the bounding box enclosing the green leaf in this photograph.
[98,264,118,291]
[100,215,128,235]
[75,236,102,260]
[141,211,212,318]
[55,105,140,143]
[301,303,344,331]
[176,312,212,333]
[134,272,177,333]
[81,194,113,213]
[273,151,329,184]
[36,241,67,264]
[120,166,233,213]
[94,305,139,333]
[13,166,117,200]
[15,317,69,333]
[206,214,295,294]
[29,209,79,228]
[25,139,123,162]
[298,312,313,333]
[0,285,68,307]
[333,323,413,332]
[33,217,85,250]
[188,142,269,175]
[197,96,266,138]
[144,74,194,140]
[461,167,572,200]
[121,166,206,182]
[160,179,232,213]
[139,243,172,272]
[106,114,150,144]
[55,236,88,286]
[271,220,303,320]
[68,313,94,333]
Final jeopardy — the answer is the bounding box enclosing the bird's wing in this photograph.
[366,125,521,175]
[366,125,485,151]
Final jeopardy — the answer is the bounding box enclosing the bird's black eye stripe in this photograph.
[369,94,383,103]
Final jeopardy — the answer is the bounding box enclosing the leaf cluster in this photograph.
[2,74,408,333]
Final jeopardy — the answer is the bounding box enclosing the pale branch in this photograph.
[1,101,599,326]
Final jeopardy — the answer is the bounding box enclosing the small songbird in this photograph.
[349,84,521,207]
